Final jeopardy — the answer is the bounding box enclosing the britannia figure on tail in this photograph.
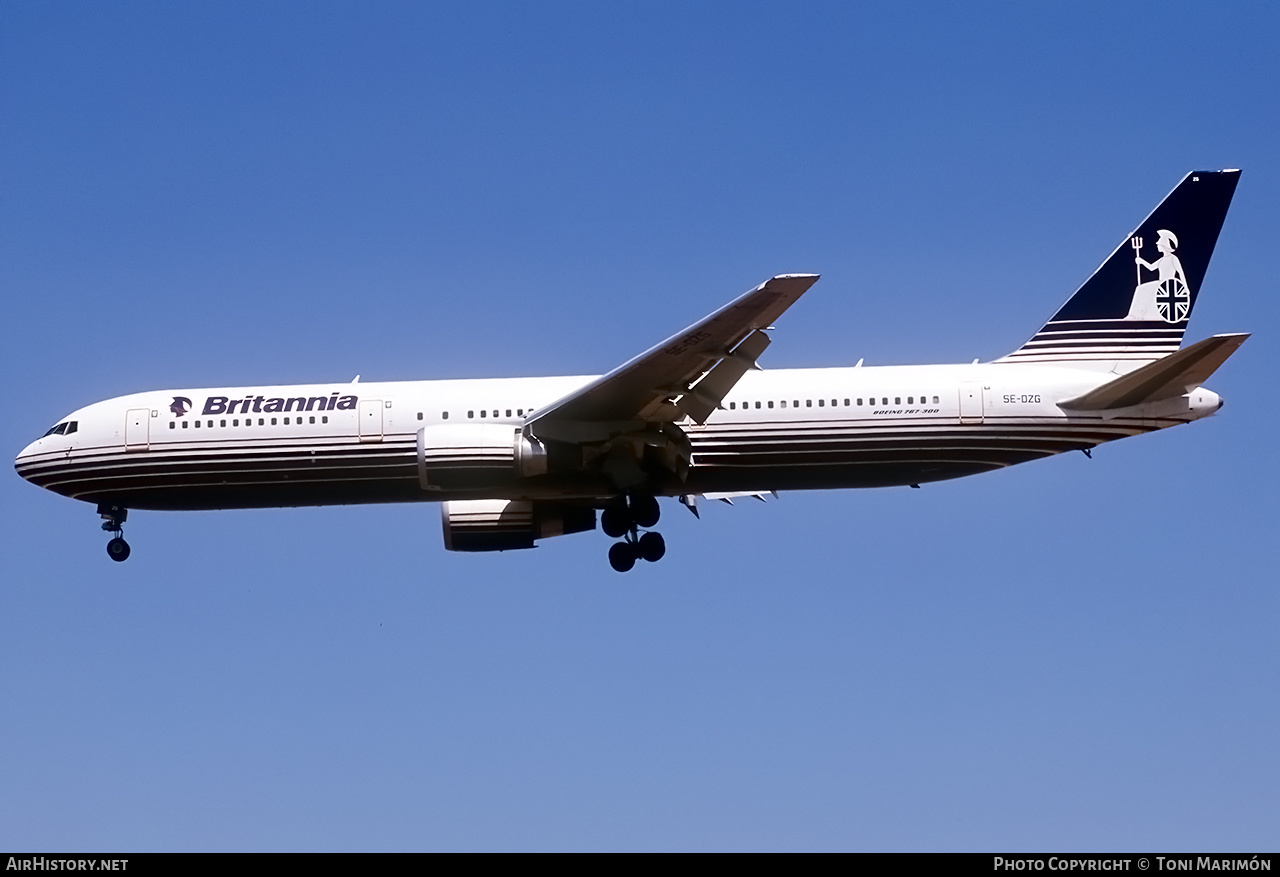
[1127,229,1189,322]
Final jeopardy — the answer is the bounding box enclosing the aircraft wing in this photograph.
[527,274,819,434]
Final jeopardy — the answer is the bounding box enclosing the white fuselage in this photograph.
[14,362,1222,512]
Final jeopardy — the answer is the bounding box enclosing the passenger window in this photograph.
[818,399,824,407]
[755,401,761,409]
[806,400,812,408]
[767,401,774,409]
[194,420,200,428]
[271,418,277,425]
[729,402,735,410]
[468,411,474,419]
[443,412,449,420]
[857,398,863,406]
[169,422,175,430]
[780,400,787,408]
[517,409,524,416]
[182,422,188,429]
[221,419,227,427]
[417,412,423,421]
[309,416,315,424]
[506,409,512,417]
[321,416,328,424]
[933,396,939,404]
[844,399,850,406]
[480,410,486,418]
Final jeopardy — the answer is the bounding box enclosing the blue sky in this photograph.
[2,1,1278,851]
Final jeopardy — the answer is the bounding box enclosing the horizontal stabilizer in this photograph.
[1059,333,1249,411]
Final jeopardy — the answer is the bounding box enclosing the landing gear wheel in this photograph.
[97,505,131,562]
[601,506,629,539]
[106,537,131,562]
[630,494,660,529]
[637,531,666,563]
[608,541,637,573]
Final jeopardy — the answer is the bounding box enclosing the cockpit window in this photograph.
[40,421,77,438]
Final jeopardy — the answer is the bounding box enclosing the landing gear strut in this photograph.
[98,503,130,562]
[604,495,665,572]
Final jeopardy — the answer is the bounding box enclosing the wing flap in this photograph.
[1059,333,1249,410]
[679,490,777,517]
[676,330,771,423]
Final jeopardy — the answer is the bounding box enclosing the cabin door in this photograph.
[958,383,985,424]
[359,399,384,442]
[125,408,150,451]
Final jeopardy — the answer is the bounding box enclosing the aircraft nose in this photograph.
[14,440,41,483]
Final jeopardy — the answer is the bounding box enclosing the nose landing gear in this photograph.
[603,495,665,572]
[98,503,131,562]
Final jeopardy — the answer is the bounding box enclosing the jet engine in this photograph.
[441,499,596,552]
[418,424,548,491]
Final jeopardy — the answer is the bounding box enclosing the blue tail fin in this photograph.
[998,170,1240,370]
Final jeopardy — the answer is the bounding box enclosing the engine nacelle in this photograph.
[417,424,547,491]
[441,499,596,552]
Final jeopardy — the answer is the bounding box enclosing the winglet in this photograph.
[1059,333,1249,410]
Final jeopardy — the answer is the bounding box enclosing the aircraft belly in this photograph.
[680,416,1158,491]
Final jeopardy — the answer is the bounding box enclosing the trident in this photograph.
[1131,236,1143,285]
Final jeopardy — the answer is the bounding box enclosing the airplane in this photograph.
[15,170,1247,572]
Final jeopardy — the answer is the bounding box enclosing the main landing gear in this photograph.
[98,503,131,562]
[602,494,666,572]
